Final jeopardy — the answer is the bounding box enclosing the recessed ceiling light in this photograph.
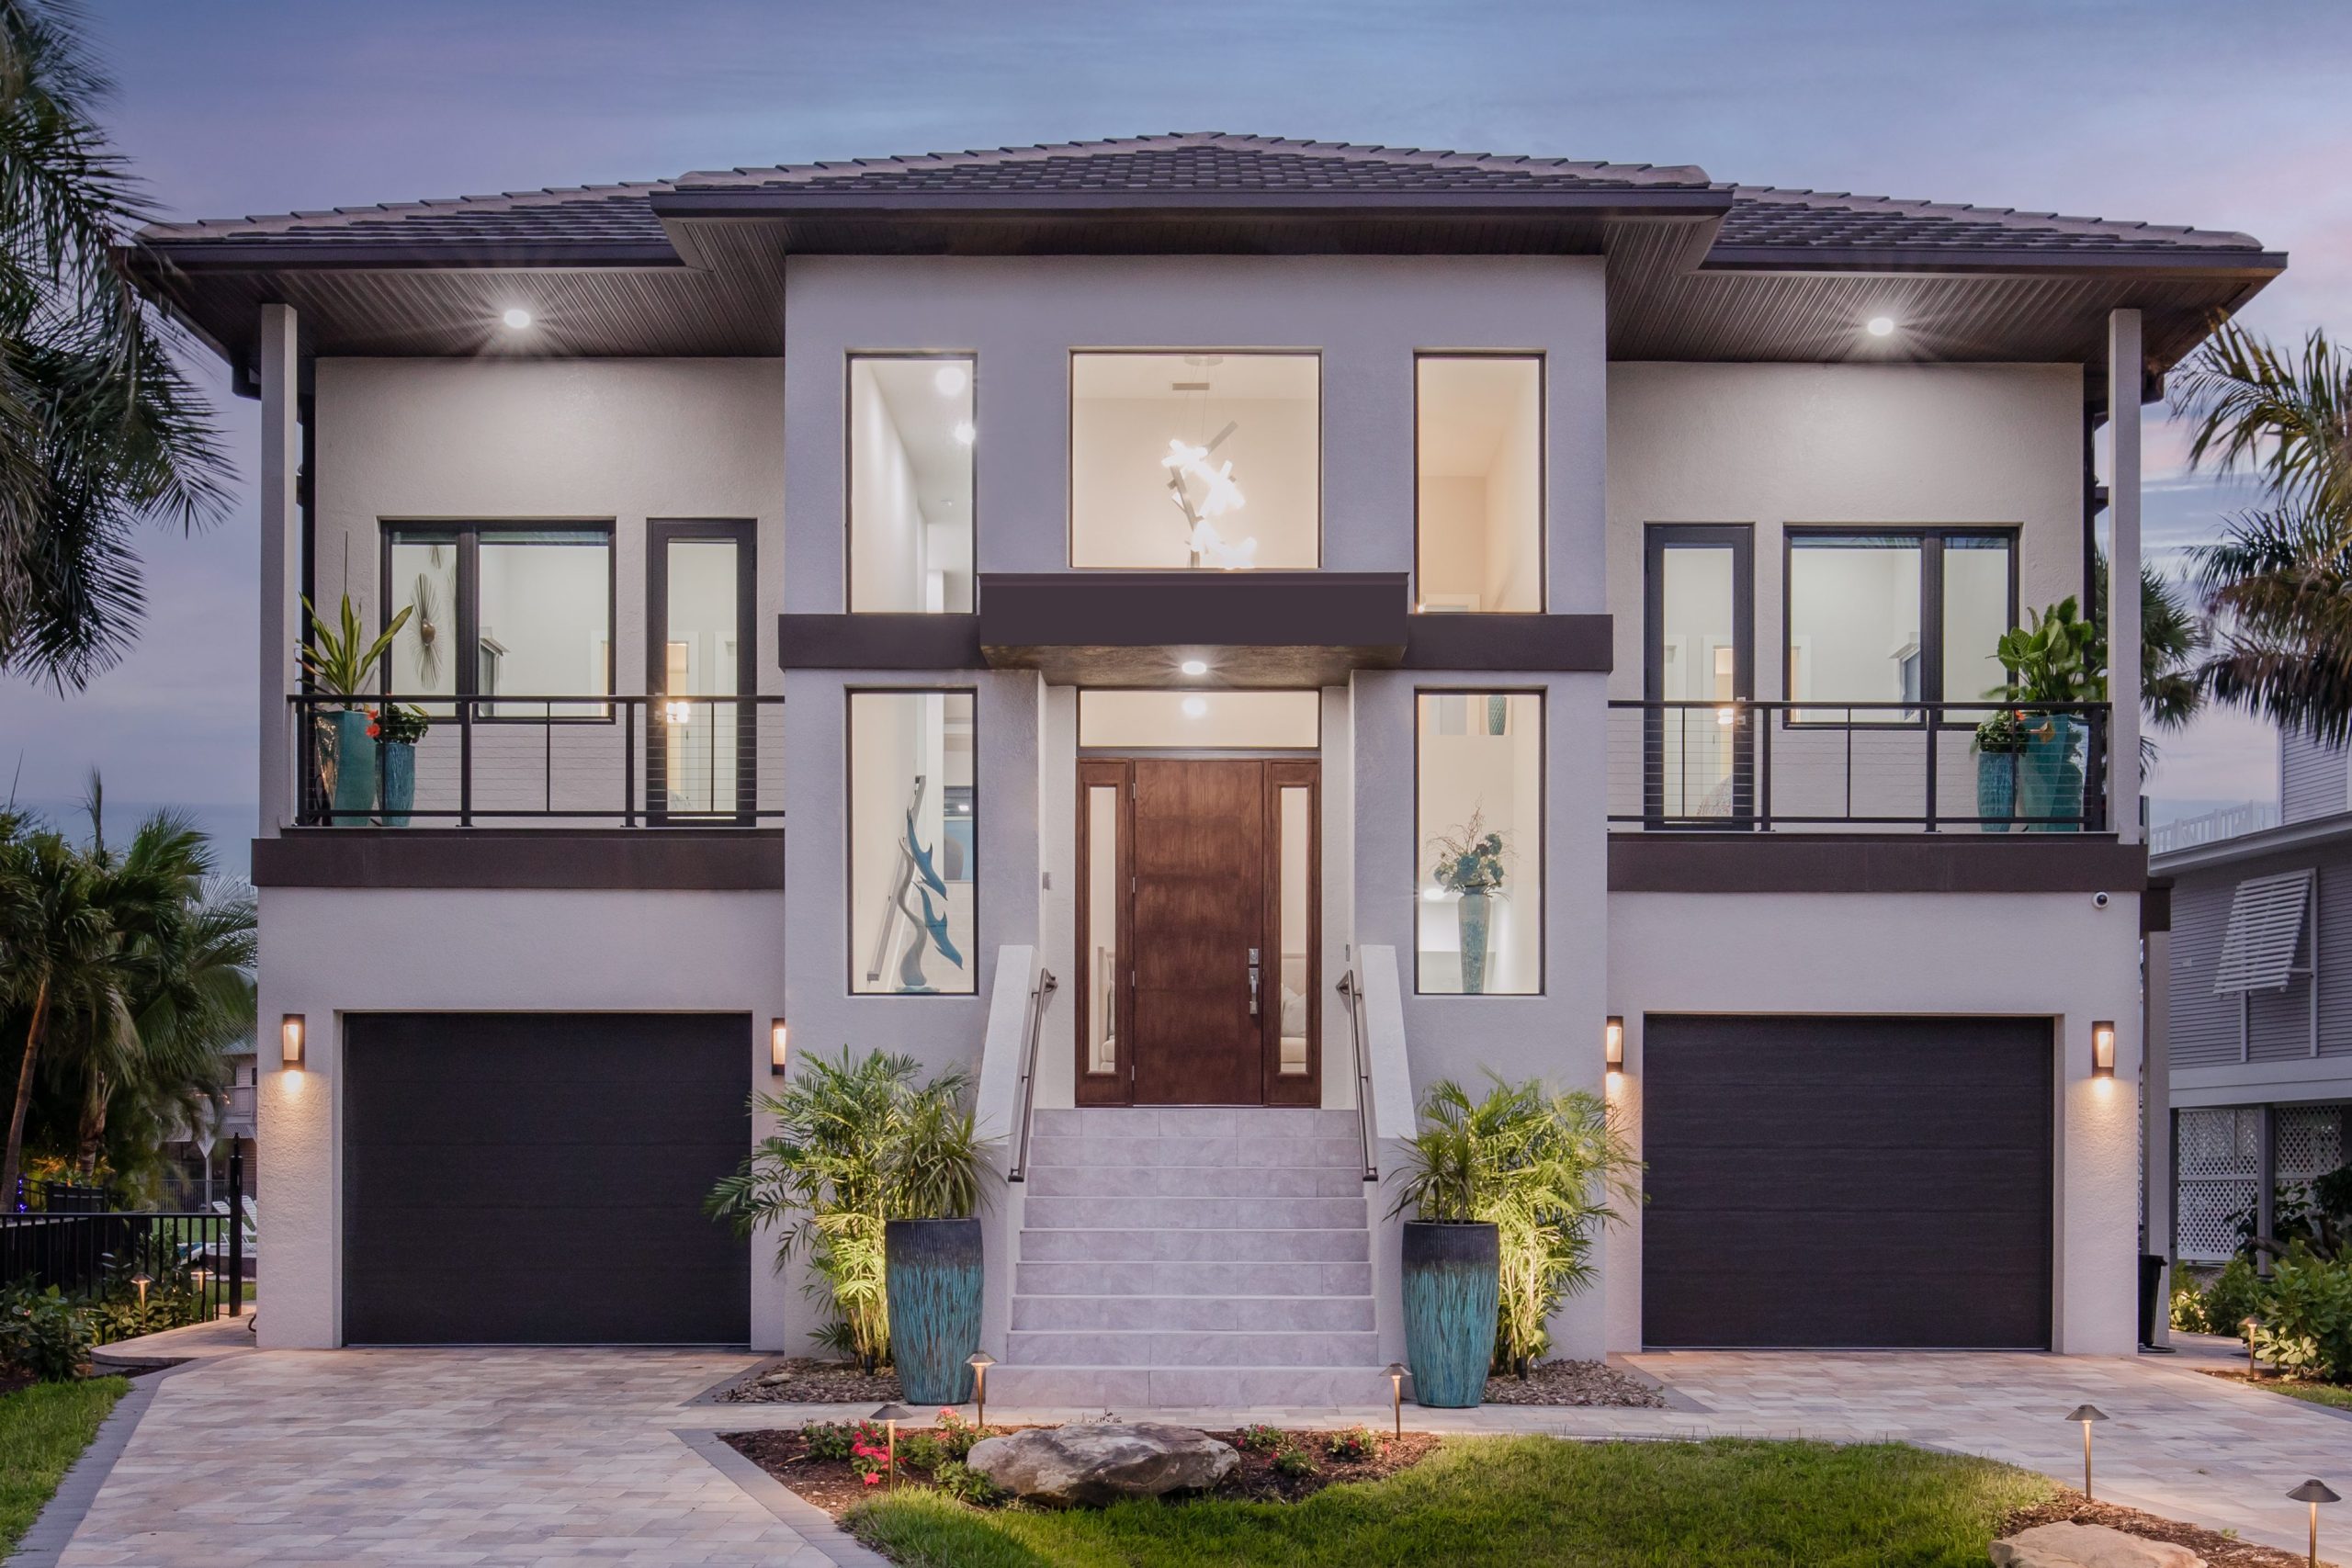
[1181,695,1209,718]
[933,364,968,396]
[1420,888,1445,902]
[1180,658,1208,676]
[952,420,976,446]
[501,308,533,331]
[1866,316,1895,337]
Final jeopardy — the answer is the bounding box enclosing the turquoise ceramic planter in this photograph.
[379,740,416,828]
[1456,889,1492,995]
[323,709,378,823]
[2019,715,2084,833]
[1975,750,2018,832]
[1401,1221,1498,1408]
[885,1217,983,1404]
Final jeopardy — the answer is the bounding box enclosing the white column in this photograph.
[2107,308,2143,843]
[257,304,300,836]
[2143,923,2173,1346]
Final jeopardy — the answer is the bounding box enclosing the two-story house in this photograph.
[131,133,2280,1401]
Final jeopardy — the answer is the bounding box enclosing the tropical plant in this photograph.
[0,1280,88,1382]
[299,593,411,705]
[706,1047,994,1372]
[2250,1247,2352,1382]
[1989,596,2103,707]
[2111,555,2209,735]
[372,704,431,746]
[0,0,233,690]
[1427,807,1507,896]
[1386,1074,1643,1374]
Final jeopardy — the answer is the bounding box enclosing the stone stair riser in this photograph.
[1015,1260,1374,1298]
[1017,1227,1371,1264]
[1007,1330,1381,1368]
[1012,1294,1376,1332]
[1023,1165,1369,1198]
[1022,1196,1369,1230]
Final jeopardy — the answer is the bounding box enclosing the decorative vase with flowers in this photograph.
[1428,807,1509,995]
[372,704,431,827]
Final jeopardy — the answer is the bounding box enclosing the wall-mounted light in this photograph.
[770,1020,789,1077]
[2091,1021,2116,1078]
[1605,1016,1625,1075]
[280,1014,306,1071]
[501,307,533,331]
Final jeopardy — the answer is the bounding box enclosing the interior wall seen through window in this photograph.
[1415,356,1542,613]
[385,526,611,717]
[1077,689,1320,750]
[849,691,977,995]
[1416,692,1542,995]
[1786,533,2014,718]
[850,357,975,613]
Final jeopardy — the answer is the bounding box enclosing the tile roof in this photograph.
[135,131,2268,260]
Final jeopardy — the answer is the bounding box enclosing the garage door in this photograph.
[345,1013,751,1344]
[1643,1015,2052,1349]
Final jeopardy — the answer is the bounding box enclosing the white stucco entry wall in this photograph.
[1603,889,2144,1357]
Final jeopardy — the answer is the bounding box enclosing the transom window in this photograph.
[1784,528,2016,723]
[383,524,613,717]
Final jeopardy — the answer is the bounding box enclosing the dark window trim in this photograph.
[1780,524,2020,730]
[1643,524,1755,828]
[1067,347,1326,572]
[844,351,978,616]
[379,519,618,725]
[1411,350,1547,615]
[844,684,982,999]
[1411,685,1547,998]
[647,519,758,825]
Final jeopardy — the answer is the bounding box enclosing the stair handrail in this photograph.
[1006,966,1059,1183]
[1336,968,1378,1182]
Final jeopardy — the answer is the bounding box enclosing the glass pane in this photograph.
[1077,690,1320,749]
[1788,536,1920,721]
[1416,356,1542,614]
[1657,546,1739,818]
[1416,693,1542,995]
[477,530,611,717]
[850,691,977,995]
[850,356,975,613]
[385,532,458,714]
[1085,783,1119,1076]
[1070,353,1318,570]
[662,537,741,816]
[1943,536,2012,710]
[1277,784,1310,1074]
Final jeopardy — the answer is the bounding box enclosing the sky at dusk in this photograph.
[4,0,2349,848]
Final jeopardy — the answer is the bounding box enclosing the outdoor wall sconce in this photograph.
[2289,1479,2338,1568]
[2091,1021,2116,1078]
[769,1020,789,1077]
[1604,1017,1624,1075]
[1385,1361,1407,1438]
[967,1351,995,1427]
[2064,1404,2107,1498]
[871,1404,913,1487]
[280,1014,306,1071]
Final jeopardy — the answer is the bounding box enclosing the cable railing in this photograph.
[1606,699,2109,832]
[1005,967,1059,1184]
[288,693,786,827]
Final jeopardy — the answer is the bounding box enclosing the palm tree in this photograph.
[2094,552,2208,739]
[2173,321,2352,740]
[0,0,230,690]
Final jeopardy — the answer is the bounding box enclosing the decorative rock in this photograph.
[966,1420,1239,1507]
[1989,1521,2205,1568]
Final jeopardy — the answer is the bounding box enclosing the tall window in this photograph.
[1070,352,1318,570]
[384,524,612,716]
[1415,355,1543,613]
[849,355,975,613]
[1785,529,2015,721]
[1416,692,1543,995]
[849,690,977,995]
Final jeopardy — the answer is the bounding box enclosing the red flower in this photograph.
[861,1472,881,1486]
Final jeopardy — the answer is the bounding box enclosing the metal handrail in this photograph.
[1336,969,1377,1182]
[1005,967,1059,1183]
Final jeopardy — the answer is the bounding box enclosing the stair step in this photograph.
[1030,1108,1362,1140]
[1023,1196,1369,1231]
[1008,1329,1381,1368]
[1025,1134,1368,1170]
[982,1364,1397,1408]
[1012,1295,1374,1332]
[1017,1259,1374,1298]
[1023,1165,1367,1198]
[1019,1227,1369,1264]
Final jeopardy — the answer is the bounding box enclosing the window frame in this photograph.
[1066,347,1326,571]
[1780,524,2020,730]
[1411,685,1547,998]
[646,518,758,824]
[843,350,979,615]
[843,684,981,998]
[1411,350,1548,615]
[378,519,617,724]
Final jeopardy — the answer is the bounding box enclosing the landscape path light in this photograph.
[967,1351,995,1427]
[2064,1405,2107,1499]
[871,1404,914,1487]
[1385,1362,1407,1439]
[2289,1478,2338,1568]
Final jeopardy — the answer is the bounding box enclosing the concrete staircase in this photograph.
[987,1107,1391,1407]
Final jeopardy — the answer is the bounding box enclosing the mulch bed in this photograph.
[2001,1491,2309,1568]
[1481,1359,1666,1407]
[724,1423,1441,1519]
[723,1358,902,1404]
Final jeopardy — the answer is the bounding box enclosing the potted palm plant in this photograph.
[298,594,412,824]
[1427,808,1508,994]
[881,1088,993,1404]
[1989,597,2103,831]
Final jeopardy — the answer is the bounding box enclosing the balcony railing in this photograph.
[1608,700,2109,832]
[289,693,786,827]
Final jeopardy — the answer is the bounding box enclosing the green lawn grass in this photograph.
[0,1378,127,1557]
[2254,1378,2352,1410]
[851,1435,2058,1567]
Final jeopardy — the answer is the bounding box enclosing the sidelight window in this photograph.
[1415,355,1544,613]
[1785,529,2015,722]
[849,355,976,613]
[1416,692,1543,995]
[383,524,612,717]
[849,690,977,995]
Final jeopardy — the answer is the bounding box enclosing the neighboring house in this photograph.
[2158,729,2352,1269]
[130,133,2279,1397]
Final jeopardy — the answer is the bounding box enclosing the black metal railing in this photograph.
[1608,699,2109,832]
[1006,967,1059,1185]
[1336,970,1377,1183]
[290,693,785,827]
[0,1151,245,1338]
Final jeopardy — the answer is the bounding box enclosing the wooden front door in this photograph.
[1075,757,1319,1107]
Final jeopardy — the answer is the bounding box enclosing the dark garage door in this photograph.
[345,1013,751,1344]
[1643,1015,2052,1349]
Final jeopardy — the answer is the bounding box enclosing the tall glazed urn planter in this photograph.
[1400,1220,1498,1408]
[885,1217,983,1404]
[322,709,378,823]
[2019,715,2085,832]
[379,740,417,828]
[1974,749,2018,832]
[1456,889,1492,995]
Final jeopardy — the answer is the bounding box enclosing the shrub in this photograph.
[802,1421,857,1461]
[2252,1251,2352,1382]
[932,1408,984,1461]
[2170,1284,2211,1335]
[897,1431,945,1472]
[1235,1424,1285,1454]
[0,1282,92,1382]
[1325,1427,1384,1461]
[1271,1443,1317,1478]
[2204,1256,2270,1335]
[930,1460,1001,1506]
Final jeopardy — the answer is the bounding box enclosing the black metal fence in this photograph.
[0,1152,245,1334]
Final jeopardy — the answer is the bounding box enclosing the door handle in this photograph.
[1248,947,1261,1016]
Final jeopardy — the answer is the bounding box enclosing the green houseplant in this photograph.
[1987,596,2104,831]
[1386,1076,1641,1405]
[1971,706,2029,832]
[1427,808,1508,994]
[298,595,412,824]
[371,704,431,828]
